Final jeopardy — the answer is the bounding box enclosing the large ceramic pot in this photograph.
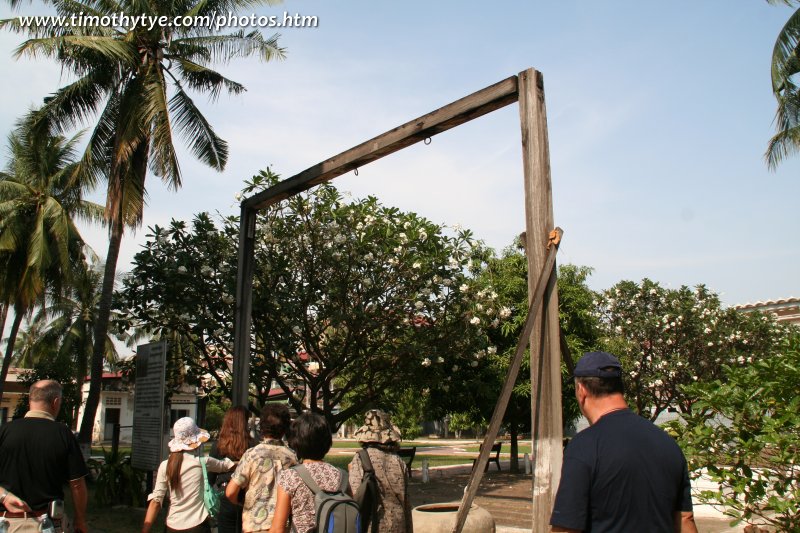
[412,502,496,533]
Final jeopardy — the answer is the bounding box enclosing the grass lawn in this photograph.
[325,453,474,469]
[462,442,532,454]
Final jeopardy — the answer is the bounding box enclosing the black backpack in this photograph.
[291,464,362,533]
[353,449,380,533]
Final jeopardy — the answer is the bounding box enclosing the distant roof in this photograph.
[733,297,800,310]
[733,297,800,326]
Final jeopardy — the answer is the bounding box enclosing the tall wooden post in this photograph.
[232,206,257,407]
[519,68,563,531]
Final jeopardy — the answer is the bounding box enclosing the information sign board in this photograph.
[131,341,168,471]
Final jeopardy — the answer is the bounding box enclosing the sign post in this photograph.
[131,341,168,472]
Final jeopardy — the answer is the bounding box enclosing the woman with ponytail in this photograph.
[142,417,235,533]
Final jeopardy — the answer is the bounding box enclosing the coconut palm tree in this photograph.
[2,0,284,442]
[11,314,49,368]
[767,0,800,167]
[0,111,103,403]
[24,258,121,388]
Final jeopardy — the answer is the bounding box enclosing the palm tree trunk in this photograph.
[0,305,24,404]
[0,304,8,344]
[78,217,123,445]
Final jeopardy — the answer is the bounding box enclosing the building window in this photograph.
[170,409,190,427]
[106,397,122,406]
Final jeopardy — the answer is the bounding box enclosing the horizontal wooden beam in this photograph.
[242,75,519,211]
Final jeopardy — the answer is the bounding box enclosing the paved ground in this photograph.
[406,462,744,533]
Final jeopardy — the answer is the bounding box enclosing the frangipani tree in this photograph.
[116,170,506,429]
[596,279,792,419]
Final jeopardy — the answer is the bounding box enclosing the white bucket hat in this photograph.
[168,417,210,452]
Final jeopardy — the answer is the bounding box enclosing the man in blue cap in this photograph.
[550,352,697,533]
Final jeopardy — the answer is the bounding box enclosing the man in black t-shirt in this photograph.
[0,380,89,532]
[550,352,698,533]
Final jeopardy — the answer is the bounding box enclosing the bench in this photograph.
[397,446,416,477]
[472,442,502,472]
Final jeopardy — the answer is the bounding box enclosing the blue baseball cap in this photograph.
[573,351,622,378]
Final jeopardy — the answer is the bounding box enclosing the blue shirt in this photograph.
[550,409,692,532]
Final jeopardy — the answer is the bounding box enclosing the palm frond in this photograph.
[771,7,800,92]
[766,123,800,167]
[143,69,182,183]
[0,180,29,198]
[37,66,117,133]
[172,57,245,99]
[52,0,125,24]
[42,198,76,268]
[171,30,285,64]
[15,35,137,65]
[169,86,228,172]
[187,0,283,18]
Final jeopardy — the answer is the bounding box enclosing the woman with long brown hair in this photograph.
[210,406,254,533]
[142,417,235,533]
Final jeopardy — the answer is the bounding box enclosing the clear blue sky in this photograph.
[1,0,797,306]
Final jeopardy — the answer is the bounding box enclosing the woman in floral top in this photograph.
[270,412,346,533]
[226,404,296,533]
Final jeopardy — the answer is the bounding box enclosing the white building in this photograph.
[1,368,200,444]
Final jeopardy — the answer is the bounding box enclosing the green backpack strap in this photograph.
[340,468,350,493]
[200,457,209,480]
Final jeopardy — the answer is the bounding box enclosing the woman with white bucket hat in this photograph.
[142,417,235,533]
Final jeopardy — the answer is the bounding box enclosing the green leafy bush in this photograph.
[669,332,800,530]
[88,448,146,507]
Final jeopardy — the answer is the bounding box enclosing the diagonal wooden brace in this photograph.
[451,227,563,533]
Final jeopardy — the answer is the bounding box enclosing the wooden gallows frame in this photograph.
[233,68,565,532]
